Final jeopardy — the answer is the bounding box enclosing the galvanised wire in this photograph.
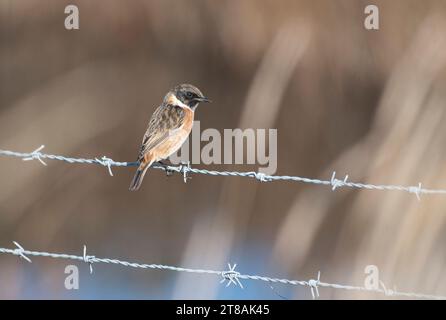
[1,145,444,198]
[0,242,444,300]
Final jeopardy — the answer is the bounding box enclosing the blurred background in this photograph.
[1,0,446,299]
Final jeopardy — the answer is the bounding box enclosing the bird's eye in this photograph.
[186,92,194,99]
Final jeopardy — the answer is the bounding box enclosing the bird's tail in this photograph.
[129,159,153,191]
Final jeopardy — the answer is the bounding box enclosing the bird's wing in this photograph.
[137,104,186,162]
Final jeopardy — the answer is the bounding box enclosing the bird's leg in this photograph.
[156,161,174,177]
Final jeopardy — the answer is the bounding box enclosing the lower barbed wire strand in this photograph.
[0,244,445,299]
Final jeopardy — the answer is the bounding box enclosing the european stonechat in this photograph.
[129,84,211,191]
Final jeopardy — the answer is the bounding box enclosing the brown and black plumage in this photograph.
[129,84,210,191]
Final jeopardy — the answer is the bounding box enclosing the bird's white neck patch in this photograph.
[166,93,193,111]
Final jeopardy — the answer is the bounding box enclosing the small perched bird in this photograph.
[129,84,211,191]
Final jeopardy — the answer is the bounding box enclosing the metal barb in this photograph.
[220,263,244,289]
[23,145,47,166]
[330,171,349,191]
[380,280,396,297]
[83,245,95,274]
[255,172,271,182]
[409,183,422,201]
[307,271,321,299]
[95,156,114,176]
[12,241,32,263]
[180,161,192,183]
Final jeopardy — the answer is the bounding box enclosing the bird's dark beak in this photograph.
[197,96,212,103]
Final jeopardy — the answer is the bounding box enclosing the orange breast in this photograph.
[150,108,195,161]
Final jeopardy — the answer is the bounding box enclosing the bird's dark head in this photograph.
[165,84,211,110]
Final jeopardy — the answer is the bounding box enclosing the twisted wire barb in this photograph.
[1,146,446,198]
[0,242,444,300]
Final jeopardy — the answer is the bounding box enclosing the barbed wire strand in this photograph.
[1,145,446,198]
[1,146,445,299]
[0,242,444,300]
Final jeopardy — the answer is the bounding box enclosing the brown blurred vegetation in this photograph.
[1,0,446,299]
